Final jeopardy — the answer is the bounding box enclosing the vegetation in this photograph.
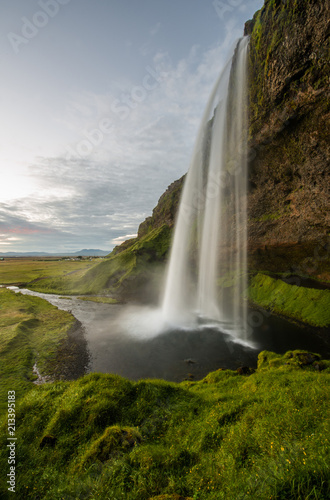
[0,3,329,496]
[248,273,330,327]
[77,296,118,304]
[0,288,75,413]
[248,0,329,135]
[0,257,99,286]
[26,225,172,297]
[0,350,329,499]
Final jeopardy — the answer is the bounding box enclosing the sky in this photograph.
[0,0,263,253]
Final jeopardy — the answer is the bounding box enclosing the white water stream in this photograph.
[162,37,249,339]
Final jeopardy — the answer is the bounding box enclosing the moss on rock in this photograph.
[248,273,330,327]
[257,349,330,371]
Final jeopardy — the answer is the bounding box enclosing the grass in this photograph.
[77,296,118,304]
[0,350,329,499]
[0,257,100,286]
[0,288,75,414]
[0,265,329,498]
[248,273,330,327]
[26,225,172,296]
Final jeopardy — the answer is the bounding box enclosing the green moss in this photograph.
[257,349,329,371]
[129,224,172,259]
[248,0,329,137]
[248,273,330,327]
[78,425,141,469]
[0,350,329,498]
[253,210,282,222]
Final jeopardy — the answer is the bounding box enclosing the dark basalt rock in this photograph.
[246,0,330,281]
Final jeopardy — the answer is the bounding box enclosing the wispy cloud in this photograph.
[4,29,244,252]
[111,234,138,245]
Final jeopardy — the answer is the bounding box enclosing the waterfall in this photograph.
[162,37,249,339]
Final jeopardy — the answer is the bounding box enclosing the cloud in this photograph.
[111,234,138,245]
[4,30,245,253]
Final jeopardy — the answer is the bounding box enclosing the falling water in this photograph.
[162,37,249,339]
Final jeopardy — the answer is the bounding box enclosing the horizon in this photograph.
[0,248,108,255]
[1,0,263,254]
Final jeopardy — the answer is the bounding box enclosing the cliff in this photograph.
[64,0,329,315]
[246,0,330,280]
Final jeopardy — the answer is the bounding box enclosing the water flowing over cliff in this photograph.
[162,38,249,339]
[60,0,329,328]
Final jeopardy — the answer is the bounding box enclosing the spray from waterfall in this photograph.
[162,37,249,339]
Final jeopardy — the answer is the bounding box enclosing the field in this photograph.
[0,257,102,287]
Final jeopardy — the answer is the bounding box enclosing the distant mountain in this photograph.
[70,249,109,256]
[0,249,109,257]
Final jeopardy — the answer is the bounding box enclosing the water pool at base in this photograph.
[15,288,330,382]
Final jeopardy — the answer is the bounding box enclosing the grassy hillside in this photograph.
[28,225,172,300]
[0,289,76,413]
[0,350,329,499]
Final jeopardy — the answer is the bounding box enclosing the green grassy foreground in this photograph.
[0,350,329,499]
[0,288,75,413]
[249,273,330,327]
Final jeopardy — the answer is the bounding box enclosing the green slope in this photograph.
[29,224,172,299]
[0,350,329,499]
[249,273,330,327]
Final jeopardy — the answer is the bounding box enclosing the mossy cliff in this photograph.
[249,273,330,327]
[137,176,185,238]
[246,0,330,281]
[41,0,329,315]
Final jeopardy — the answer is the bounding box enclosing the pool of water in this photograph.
[14,288,330,382]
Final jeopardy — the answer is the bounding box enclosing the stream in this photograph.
[10,287,330,382]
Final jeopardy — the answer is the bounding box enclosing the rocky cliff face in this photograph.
[137,176,185,238]
[132,0,330,279]
[89,0,329,305]
[246,0,330,280]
